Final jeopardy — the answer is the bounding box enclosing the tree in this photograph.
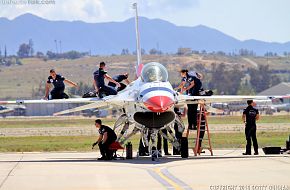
[36,51,44,58]
[149,48,158,55]
[270,75,281,87]
[237,79,255,95]
[17,43,30,58]
[46,51,56,59]
[264,52,277,57]
[121,48,129,55]
[209,63,245,94]
[217,51,226,56]
[133,48,146,55]
[248,65,271,93]
[64,51,82,59]
[239,48,255,56]
[283,52,290,57]
[141,48,146,55]
[149,48,162,55]
[189,63,206,73]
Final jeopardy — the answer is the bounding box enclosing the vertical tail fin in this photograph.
[132,3,143,78]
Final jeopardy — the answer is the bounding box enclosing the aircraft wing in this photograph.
[177,94,280,105]
[53,95,136,116]
[0,93,137,116]
[0,97,100,105]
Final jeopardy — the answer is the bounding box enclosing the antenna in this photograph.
[132,3,142,67]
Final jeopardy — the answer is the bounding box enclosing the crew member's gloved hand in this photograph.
[92,142,98,149]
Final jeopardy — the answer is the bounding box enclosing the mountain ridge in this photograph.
[0,13,289,55]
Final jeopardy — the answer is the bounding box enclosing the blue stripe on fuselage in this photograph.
[140,87,174,97]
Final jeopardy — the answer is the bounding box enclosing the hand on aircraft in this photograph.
[180,87,186,94]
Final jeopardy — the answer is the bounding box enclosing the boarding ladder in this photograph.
[186,103,213,156]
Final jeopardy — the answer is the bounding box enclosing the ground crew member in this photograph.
[157,129,171,155]
[242,100,260,155]
[44,69,77,100]
[173,107,186,155]
[108,73,130,92]
[92,119,117,160]
[175,69,202,130]
[174,107,184,140]
[93,62,121,97]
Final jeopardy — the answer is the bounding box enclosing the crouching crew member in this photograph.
[108,73,130,92]
[93,62,121,97]
[92,119,117,160]
[242,100,260,155]
[175,69,202,130]
[44,69,77,100]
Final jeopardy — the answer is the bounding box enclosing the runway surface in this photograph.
[0,149,289,190]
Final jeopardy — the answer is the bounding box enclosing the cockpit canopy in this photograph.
[141,62,168,82]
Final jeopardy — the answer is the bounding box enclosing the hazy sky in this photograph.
[0,0,289,42]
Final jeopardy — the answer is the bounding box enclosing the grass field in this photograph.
[0,115,289,128]
[0,117,115,128]
[0,115,289,152]
[0,132,288,152]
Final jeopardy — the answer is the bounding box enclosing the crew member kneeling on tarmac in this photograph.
[92,119,117,160]
[108,73,130,92]
[44,69,77,100]
[175,69,202,130]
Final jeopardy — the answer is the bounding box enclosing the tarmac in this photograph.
[0,149,289,190]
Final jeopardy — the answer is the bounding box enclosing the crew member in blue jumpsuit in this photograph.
[93,62,121,98]
[44,69,77,100]
[175,69,202,130]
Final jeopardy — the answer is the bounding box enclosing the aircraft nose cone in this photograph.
[144,96,174,112]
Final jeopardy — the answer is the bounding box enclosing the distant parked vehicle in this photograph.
[272,96,290,112]
[0,105,14,117]
[13,107,26,116]
[81,108,108,118]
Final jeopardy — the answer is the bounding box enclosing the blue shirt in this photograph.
[93,68,107,88]
[181,73,202,95]
[47,74,65,90]
[243,105,259,127]
[182,73,202,88]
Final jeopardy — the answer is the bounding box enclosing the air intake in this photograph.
[134,111,175,128]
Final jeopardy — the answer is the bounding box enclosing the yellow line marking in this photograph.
[153,167,182,190]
